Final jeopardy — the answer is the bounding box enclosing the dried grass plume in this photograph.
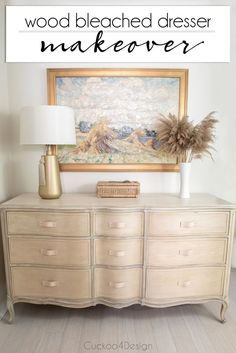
[157,112,218,162]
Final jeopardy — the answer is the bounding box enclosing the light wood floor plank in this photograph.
[34,306,69,353]
[132,306,159,352]
[193,303,236,353]
[164,306,199,353]
[59,309,86,353]
[182,305,217,353]
[149,308,178,353]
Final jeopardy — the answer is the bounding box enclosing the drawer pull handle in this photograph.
[179,249,193,257]
[40,221,57,228]
[41,249,57,256]
[180,221,195,228]
[42,280,58,288]
[178,280,192,288]
[108,222,126,229]
[108,250,126,257]
[108,281,126,289]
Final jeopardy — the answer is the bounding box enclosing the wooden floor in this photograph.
[1,272,236,353]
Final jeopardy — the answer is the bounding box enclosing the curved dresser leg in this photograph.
[220,301,228,323]
[7,296,15,324]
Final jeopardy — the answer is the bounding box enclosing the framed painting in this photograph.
[47,68,188,172]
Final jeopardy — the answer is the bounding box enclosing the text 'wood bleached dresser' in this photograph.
[0,193,235,323]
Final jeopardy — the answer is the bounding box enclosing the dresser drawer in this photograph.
[94,239,143,266]
[147,211,229,236]
[94,212,143,236]
[9,238,90,266]
[147,238,227,267]
[146,267,224,300]
[7,212,90,236]
[11,267,91,299]
[94,268,142,299]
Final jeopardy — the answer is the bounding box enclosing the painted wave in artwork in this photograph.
[56,76,179,164]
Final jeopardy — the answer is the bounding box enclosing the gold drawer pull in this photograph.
[40,221,57,228]
[108,281,126,289]
[42,280,58,288]
[178,280,192,288]
[180,221,195,228]
[179,249,193,256]
[108,221,126,229]
[108,250,126,257]
[41,249,57,256]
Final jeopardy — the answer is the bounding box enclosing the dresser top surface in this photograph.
[1,193,235,210]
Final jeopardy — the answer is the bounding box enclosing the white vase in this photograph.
[179,162,191,199]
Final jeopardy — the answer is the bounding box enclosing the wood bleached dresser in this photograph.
[0,193,235,323]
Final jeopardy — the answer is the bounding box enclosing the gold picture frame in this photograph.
[47,68,188,172]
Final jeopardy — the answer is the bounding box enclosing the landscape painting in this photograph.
[47,69,188,171]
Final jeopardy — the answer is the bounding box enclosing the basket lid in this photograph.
[97,181,140,186]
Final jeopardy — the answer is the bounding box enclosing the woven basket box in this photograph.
[96,181,140,198]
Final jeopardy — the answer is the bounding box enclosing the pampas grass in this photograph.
[157,112,218,163]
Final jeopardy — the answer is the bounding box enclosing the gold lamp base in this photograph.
[38,145,62,199]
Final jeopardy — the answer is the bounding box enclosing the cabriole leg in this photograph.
[6,296,15,324]
[220,301,228,323]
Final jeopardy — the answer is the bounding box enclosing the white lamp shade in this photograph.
[20,105,76,145]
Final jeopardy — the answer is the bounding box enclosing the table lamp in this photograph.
[20,105,76,199]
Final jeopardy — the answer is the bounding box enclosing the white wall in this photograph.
[7,63,218,195]
[0,0,11,318]
[4,0,236,263]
